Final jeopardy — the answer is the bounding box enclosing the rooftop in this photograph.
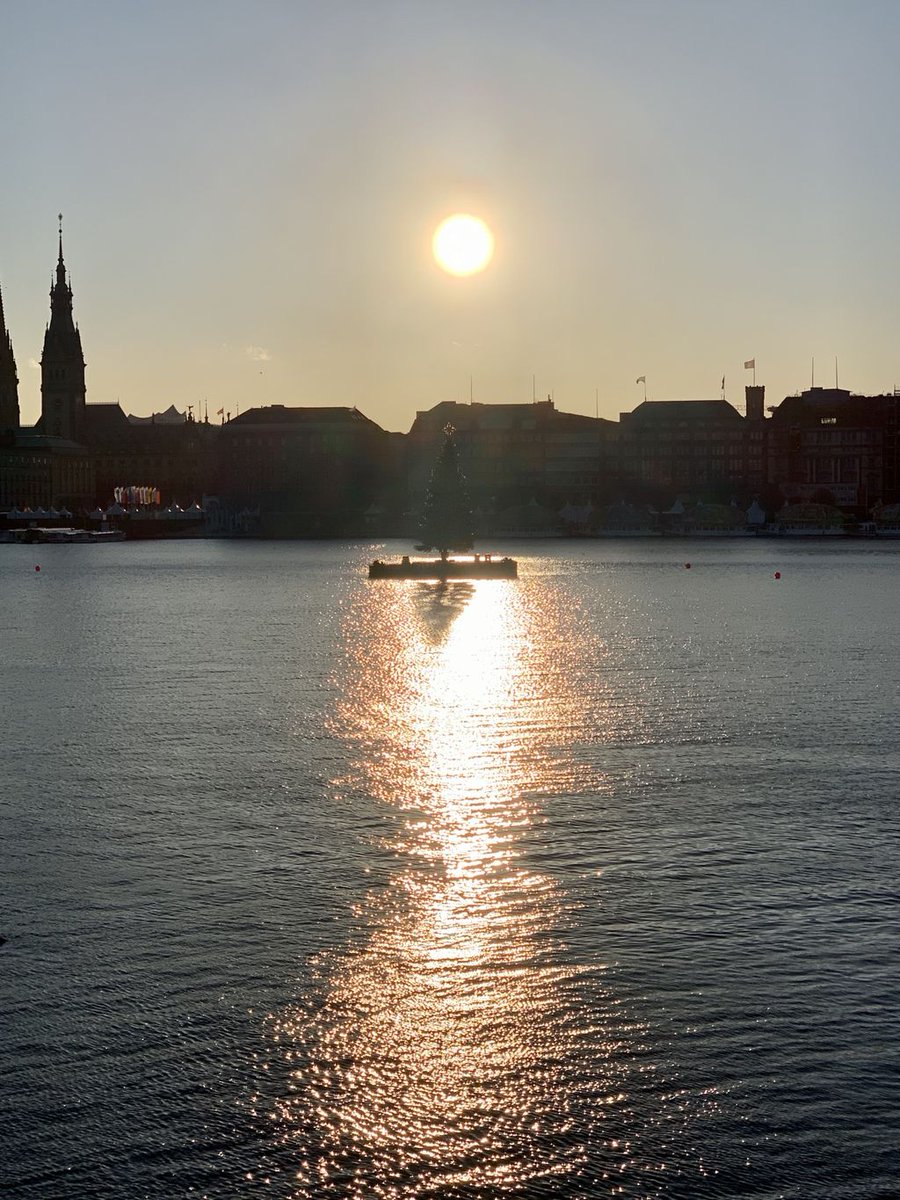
[228,405,383,430]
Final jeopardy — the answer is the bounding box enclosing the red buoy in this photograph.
[774,571,781,580]
[685,562,691,569]
[34,565,40,572]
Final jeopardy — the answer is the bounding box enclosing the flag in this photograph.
[744,359,755,370]
[721,375,725,390]
[217,408,224,416]
[635,375,645,384]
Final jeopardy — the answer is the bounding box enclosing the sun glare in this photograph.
[432,214,494,277]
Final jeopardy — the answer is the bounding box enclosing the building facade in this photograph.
[406,399,618,512]
[617,397,765,503]
[766,387,899,510]
[215,405,398,535]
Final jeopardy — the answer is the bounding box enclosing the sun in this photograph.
[432,214,494,277]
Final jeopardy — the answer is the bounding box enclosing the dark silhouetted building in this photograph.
[0,227,216,512]
[37,227,87,443]
[216,405,397,535]
[617,397,765,503]
[0,253,94,510]
[766,387,899,510]
[85,402,217,508]
[0,283,19,435]
[406,399,617,514]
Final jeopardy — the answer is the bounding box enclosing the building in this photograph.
[36,226,87,443]
[406,399,617,514]
[215,404,398,535]
[0,283,20,435]
[766,387,899,510]
[617,396,765,504]
[0,436,52,511]
[0,225,216,513]
[85,403,217,508]
[0,258,94,510]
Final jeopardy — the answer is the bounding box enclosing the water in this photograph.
[2,539,899,1198]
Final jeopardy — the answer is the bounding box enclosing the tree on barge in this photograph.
[368,425,517,579]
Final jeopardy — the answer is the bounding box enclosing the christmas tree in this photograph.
[417,424,473,560]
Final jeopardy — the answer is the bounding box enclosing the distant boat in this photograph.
[368,424,517,580]
[12,526,126,544]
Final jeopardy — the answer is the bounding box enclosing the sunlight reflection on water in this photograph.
[270,580,644,1196]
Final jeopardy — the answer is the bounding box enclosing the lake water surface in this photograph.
[2,539,899,1198]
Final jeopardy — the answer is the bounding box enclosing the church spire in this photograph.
[0,278,20,432]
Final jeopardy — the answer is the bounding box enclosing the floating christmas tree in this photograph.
[417,424,473,560]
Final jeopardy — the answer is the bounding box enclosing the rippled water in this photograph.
[3,539,899,1198]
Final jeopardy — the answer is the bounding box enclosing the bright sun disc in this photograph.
[432,214,494,277]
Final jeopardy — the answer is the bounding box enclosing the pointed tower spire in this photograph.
[40,215,86,440]
[53,212,70,299]
[0,277,20,432]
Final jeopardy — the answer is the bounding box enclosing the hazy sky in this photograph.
[3,0,900,430]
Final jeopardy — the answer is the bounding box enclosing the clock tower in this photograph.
[40,216,86,441]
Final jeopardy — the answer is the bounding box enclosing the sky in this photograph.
[3,0,900,431]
